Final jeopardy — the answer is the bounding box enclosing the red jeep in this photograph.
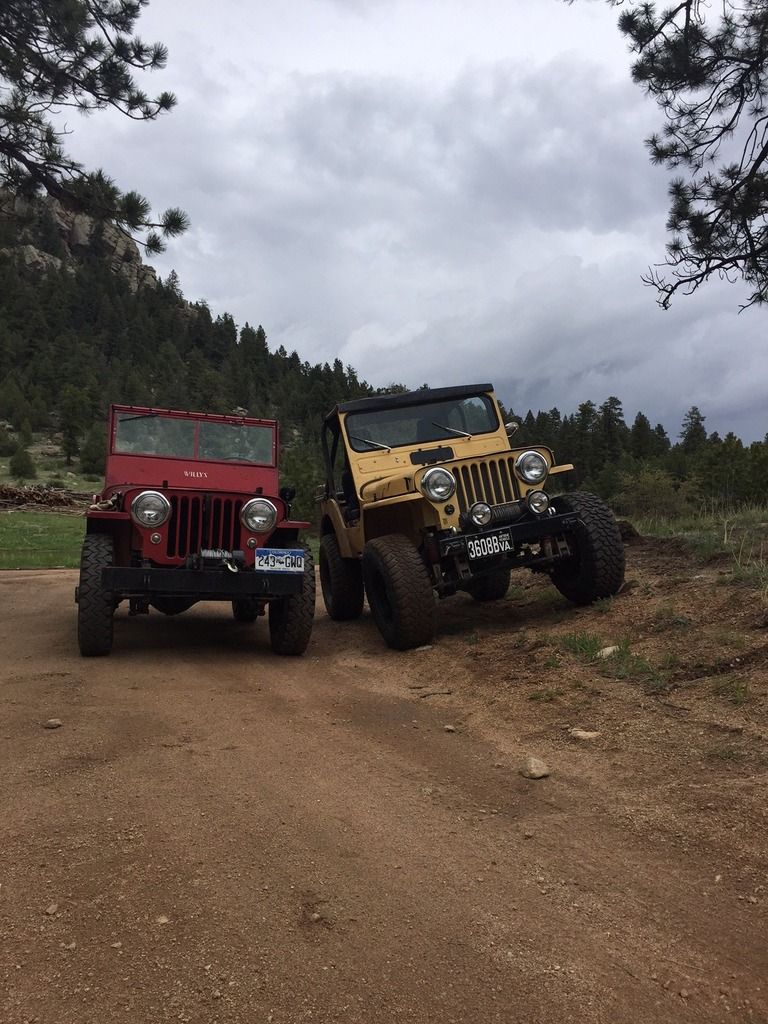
[75,404,315,657]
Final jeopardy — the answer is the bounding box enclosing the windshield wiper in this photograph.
[432,421,471,438]
[120,413,159,423]
[349,434,391,452]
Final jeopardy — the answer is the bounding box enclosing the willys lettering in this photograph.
[183,470,208,478]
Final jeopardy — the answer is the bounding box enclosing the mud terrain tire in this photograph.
[77,534,115,657]
[268,547,316,655]
[362,535,434,650]
[320,534,364,621]
[466,567,511,602]
[550,492,625,605]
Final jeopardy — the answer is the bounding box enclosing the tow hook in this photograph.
[225,559,238,573]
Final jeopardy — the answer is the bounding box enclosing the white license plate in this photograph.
[466,531,512,560]
[253,549,305,573]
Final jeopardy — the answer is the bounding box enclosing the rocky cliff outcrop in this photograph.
[0,190,158,292]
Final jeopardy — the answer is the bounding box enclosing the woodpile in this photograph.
[0,484,89,514]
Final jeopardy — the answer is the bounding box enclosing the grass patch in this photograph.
[560,631,603,659]
[635,503,768,588]
[712,675,750,706]
[528,688,563,702]
[598,637,668,692]
[651,603,693,631]
[0,510,84,569]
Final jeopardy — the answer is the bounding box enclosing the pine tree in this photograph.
[59,384,87,465]
[0,0,188,253]
[629,411,654,460]
[680,407,708,455]
[579,0,768,307]
[9,445,36,479]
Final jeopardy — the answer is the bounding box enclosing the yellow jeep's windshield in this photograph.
[345,394,498,452]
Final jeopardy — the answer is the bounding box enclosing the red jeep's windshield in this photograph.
[114,413,273,464]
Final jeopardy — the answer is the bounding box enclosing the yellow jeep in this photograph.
[318,383,624,650]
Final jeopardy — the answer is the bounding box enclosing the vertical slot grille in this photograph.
[166,496,244,557]
[452,457,519,512]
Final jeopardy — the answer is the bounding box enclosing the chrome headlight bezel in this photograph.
[526,490,550,515]
[514,450,549,485]
[420,466,456,503]
[240,497,278,533]
[130,490,171,528]
[469,501,492,527]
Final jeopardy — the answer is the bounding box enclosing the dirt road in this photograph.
[1,552,766,1023]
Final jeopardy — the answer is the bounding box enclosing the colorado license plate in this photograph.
[466,531,512,560]
[254,549,305,573]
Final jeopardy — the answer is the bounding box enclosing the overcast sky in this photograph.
[67,0,766,440]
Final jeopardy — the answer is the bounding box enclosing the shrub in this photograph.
[0,425,17,456]
[9,446,37,480]
[613,468,697,518]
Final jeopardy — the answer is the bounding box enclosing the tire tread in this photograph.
[551,492,625,605]
[362,534,434,650]
[77,534,115,656]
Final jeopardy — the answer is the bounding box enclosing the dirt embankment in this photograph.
[1,540,766,1023]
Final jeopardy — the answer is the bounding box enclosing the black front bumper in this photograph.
[438,511,580,559]
[101,566,303,600]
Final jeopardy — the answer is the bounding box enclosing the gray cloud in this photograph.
[63,3,765,441]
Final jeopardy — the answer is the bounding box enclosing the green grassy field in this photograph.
[0,511,85,569]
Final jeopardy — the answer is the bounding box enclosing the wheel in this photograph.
[362,534,435,651]
[77,534,115,656]
[319,533,364,620]
[466,567,511,602]
[232,599,258,623]
[268,546,316,655]
[550,492,625,605]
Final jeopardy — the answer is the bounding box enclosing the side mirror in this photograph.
[279,485,296,503]
[505,421,520,438]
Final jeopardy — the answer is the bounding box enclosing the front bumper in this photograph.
[438,510,580,559]
[101,566,303,600]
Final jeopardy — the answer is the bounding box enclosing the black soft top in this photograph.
[326,383,494,422]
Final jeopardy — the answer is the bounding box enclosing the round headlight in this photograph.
[130,490,171,528]
[420,467,456,503]
[526,490,550,515]
[469,501,492,527]
[514,450,549,484]
[241,498,278,533]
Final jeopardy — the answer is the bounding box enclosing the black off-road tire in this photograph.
[77,534,115,657]
[268,547,316,655]
[550,492,625,605]
[466,567,511,602]
[362,534,435,651]
[232,599,258,623]
[319,533,364,621]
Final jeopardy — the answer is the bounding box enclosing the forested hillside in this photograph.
[0,199,766,521]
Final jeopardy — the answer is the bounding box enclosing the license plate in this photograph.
[253,548,305,573]
[466,531,513,560]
